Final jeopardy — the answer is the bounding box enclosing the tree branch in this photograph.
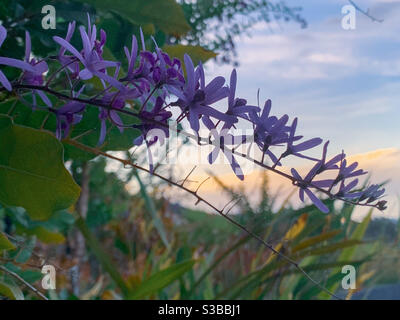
[349,0,384,23]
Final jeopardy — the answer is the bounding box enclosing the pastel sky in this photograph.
[206,0,400,156]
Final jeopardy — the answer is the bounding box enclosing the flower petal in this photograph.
[0,70,12,91]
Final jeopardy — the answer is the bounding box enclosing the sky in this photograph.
[206,0,400,155]
[184,0,400,220]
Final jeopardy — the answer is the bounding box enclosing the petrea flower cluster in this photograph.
[0,16,387,213]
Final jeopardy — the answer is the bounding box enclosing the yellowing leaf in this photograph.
[0,281,24,300]
[163,45,217,71]
[0,232,15,251]
[265,213,308,265]
[285,213,308,241]
[27,226,65,244]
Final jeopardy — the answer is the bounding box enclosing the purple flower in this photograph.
[53,15,124,91]
[133,96,172,147]
[122,34,152,92]
[0,25,35,91]
[170,54,234,133]
[55,86,86,139]
[58,21,80,78]
[251,100,292,165]
[152,39,185,90]
[359,184,385,203]
[133,96,172,173]
[223,69,260,129]
[291,167,331,213]
[96,88,142,146]
[335,179,361,199]
[333,157,367,186]
[21,31,52,107]
[314,141,345,175]
[207,128,246,180]
[336,181,385,206]
[281,118,322,161]
[55,102,85,139]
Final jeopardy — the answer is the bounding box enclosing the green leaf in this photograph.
[0,232,15,251]
[134,170,169,249]
[340,211,372,262]
[0,115,80,220]
[318,210,372,299]
[163,45,217,69]
[129,260,196,299]
[81,0,191,36]
[296,239,364,258]
[0,280,24,300]
[291,230,342,253]
[11,236,36,264]
[75,217,130,297]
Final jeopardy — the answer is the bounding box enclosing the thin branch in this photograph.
[195,177,210,194]
[349,0,384,23]
[180,166,197,186]
[64,138,343,300]
[224,198,242,216]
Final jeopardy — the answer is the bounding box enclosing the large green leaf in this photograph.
[82,0,191,36]
[129,260,196,299]
[0,116,80,220]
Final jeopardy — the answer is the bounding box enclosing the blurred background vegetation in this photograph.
[0,0,399,300]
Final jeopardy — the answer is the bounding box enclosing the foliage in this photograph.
[0,0,393,301]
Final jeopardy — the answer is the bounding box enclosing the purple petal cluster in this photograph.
[0,17,387,214]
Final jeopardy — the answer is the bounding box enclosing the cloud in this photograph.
[206,0,400,82]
